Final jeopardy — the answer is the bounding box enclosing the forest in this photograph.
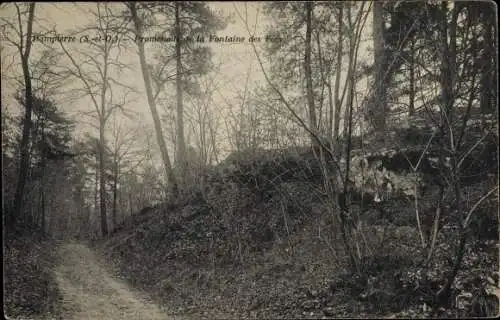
[2,1,498,319]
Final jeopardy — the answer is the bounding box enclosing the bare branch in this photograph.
[462,186,498,229]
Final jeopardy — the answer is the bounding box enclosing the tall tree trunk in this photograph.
[129,3,178,196]
[434,2,460,305]
[128,191,133,224]
[409,39,415,116]
[304,1,318,147]
[327,76,334,141]
[11,3,36,229]
[440,2,457,121]
[175,2,186,178]
[480,14,494,115]
[491,16,498,115]
[333,5,343,141]
[316,31,325,130]
[47,196,53,236]
[99,42,110,237]
[112,161,118,231]
[41,186,45,234]
[343,5,354,138]
[98,125,108,237]
[94,147,99,233]
[372,1,387,140]
[39,123,47,235]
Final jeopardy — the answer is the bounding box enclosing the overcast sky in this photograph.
[1,2,268,134]
[1,2,374,163]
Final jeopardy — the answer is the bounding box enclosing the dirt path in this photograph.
[54,242,177,320]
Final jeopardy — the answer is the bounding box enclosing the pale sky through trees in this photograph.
[1,2,266,135]
[1,2,374,162]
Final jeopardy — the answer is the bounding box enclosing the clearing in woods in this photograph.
[54,242,178,320]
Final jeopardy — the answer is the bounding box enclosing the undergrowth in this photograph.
[98,146,498,318]
[3,227,63,320]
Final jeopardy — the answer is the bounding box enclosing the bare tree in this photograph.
[371,1,387,140]
[304,1,318,147]
[108,115,142,231]
[332,4,344,141]
[186,74,222,167]
[432,2,498,306]
[237,2,372,274]
[1,3,36,229]
[174,2,186,176]
[58,3,133,237]
[128,2,178,197]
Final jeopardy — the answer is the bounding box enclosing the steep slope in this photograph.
[98,141,498,318]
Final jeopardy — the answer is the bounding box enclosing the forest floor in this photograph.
[4,230,62,320]
[95,178,498,318]
[53,242,182,320]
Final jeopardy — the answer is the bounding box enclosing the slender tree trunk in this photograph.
[129,3,178,196]
[333,5,343,141]
[491,18,498,115]
[112,161,118,231]
[480,16,494,115]
[37,183,43,227]
[343,6,355,138]
[41,187,45,234]
[316,31,325,130]
[98,37,111,237]
[440,2,457,121]
[119,189,124,226]
[409,40,415,116]
[39,123,47,235]
[47,196,53,236]
[175,2,186,178]
[11,3,36,229]
[304,1,318,147]
[327,77,334,141]
[94,148,99,233]
[98,43,110,237]
[434,2,460,305]
[128,191,133,225]
[340,2,367,275]
[372,1,387,139]
[98,125,108,237]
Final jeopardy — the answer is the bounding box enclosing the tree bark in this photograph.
[409,39,415,116]
[434,2,460,305]
[98,125,108,236]
[327,76,334,141]
[304,1,318,147]
[129,2,178,196]
[128,191,133,225]
[175,2,186,178]
[439,2,457,121]
[41,185,45,234]
[98,38,110,237]
[112,161,118,231]
[372,1,387,139]
[316,31,325,129]
[39,121,47,235]
[333,5,343,141]
[94,146,99,233]
[98,41,110,237]
[480,12,495,115]
[11,3,36,229]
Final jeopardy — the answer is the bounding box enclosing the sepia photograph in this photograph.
[1,1,498,319]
